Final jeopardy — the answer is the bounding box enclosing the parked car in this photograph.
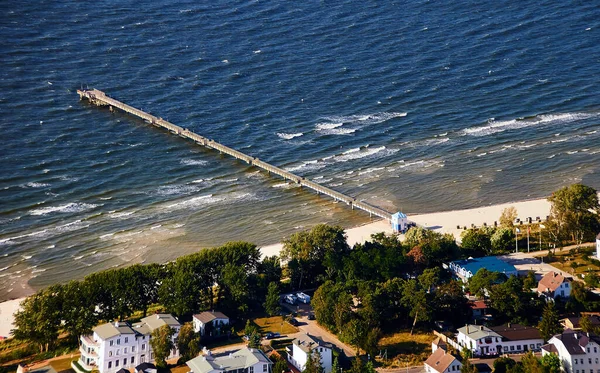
[264,332,281,340]
[284,294,297,305]
[289,318,299,326]
[307,312,316,320]
[296,292,311,304]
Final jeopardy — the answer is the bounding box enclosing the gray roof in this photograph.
[137,314,180,332]
[187,348,271,373]
[457,325,501,341]
[550,330,600,355]
[92,314,179,340]
[93,322,135,340]
[194,311,229,324]
[293,333,333,354]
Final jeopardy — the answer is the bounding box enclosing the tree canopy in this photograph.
[548,184,600,245]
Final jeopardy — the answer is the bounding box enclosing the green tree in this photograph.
[150,325,175,368]
[460,358,478,373]
[248,332,261,349]
[520,352,542,373]
[461,229,492,256]
[349,357,363,373]
[538,303,562,341]
[264,281,281,316]
[548,184,600,245]
[468,268,507,297]
[12,285,63,352]
[61,280,98,344]
[499,207,518,228]
[418,267,441,293]
[401,279,430,334]
[304,347,324,373]
[364,361,376,373]
[312,281,352,333]
[281,224,350,289]
[540,353,561,373]
[331,356,341,373]
[491,228,515,253]
[433,280,471,328]
[523,271,537,291]
[579,314,594,333]
[493,357,516,373]
[273,358,289,373]
[177,322,201,361]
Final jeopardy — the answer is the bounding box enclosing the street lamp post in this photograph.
[515,227,520,253]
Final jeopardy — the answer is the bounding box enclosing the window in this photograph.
[581,359,584,364]
[132,346,136,352]
[263,365,267,372]
[141,355,146,363]
[596,358,599,364]
[320,348,323,352]
[117,338,121,345]
[588,348,590,353]
[109,351,113,357]
[250,367,254,373]
[123,358,127,366]
[110,341,114,347]
[595,347,598,353]
[115,360,119,367]
[510,346,514,351]
[575,359,578,364]
[125,337,128,343]
[108,362,112,369]
[124,348,127,354]
[503,346,508,352]
[589,359,592,364]
[142,344,146,351]
[530,344,535,349]
[517,345,521,351]
[131,357,135,364]
[116,349,120,356]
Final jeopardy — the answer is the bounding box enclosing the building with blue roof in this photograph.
[448,256,518,282]
[391,212,408,232]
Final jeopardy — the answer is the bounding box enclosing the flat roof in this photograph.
[451,256,517,276]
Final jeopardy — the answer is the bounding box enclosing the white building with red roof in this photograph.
[424,349,462,373]
[537,272,572,299]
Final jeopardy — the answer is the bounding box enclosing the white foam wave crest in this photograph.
[334,146,393,162]
[285,160,327,173]
[315,122,344,130]
[30,202,99,216]
[155,184,199,196]
[180,159,208,166]
[395,159,445,170]
[108,211,135,219]
[165,192,254,212]
[272,182,295,189]
[25,182,50,188]
[323,112,407,125]
[277,132,304,140]
[0,219,89,245]
[462,112,595,137]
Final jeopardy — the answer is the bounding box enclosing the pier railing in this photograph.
[77,88,393,221]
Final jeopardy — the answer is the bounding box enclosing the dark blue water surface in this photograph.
[1,0,599,300]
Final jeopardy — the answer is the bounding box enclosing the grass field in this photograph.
[536,246,600,278]
[377,331,434,367]
[49,356,77,373]
[253,316,298,335]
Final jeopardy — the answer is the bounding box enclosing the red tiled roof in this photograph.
[537,272,570,293]
[425,349,459,373]
[469,300,487,310]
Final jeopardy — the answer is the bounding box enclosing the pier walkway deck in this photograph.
[77,89,393,222]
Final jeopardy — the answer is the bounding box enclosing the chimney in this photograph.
[115,321,120,327]
[508,323,511,328]
[574,333,578,339]
[480,326,484,331]
[467,325,470,334]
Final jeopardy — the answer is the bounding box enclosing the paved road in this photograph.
[377,366,424,373]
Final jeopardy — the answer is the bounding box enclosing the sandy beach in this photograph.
[0,196,554,338]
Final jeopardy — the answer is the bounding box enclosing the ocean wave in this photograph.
[395,159,445,170]
[25,182,50,188]
[323,112,407,125]
[461,112,595,137]
[0,219,89,245]
[272,182,295,189]
[315,122,344,130]
[155,184,199,196]
[285,160,327,173]
[334,146,392,162]
[108,211,135,219]
[277,132,304,140]
[30,202,99,216]
[180,159,208,166]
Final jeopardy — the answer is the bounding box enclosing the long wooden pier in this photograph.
[77,88,393,221]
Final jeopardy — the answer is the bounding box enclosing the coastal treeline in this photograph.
[12,241,281,352]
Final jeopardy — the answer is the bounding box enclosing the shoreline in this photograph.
[0,195,555,338]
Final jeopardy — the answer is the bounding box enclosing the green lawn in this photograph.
[253,316,298,335]
[49,356,78,373]
[536,246,600,278]
[377,331,434,367]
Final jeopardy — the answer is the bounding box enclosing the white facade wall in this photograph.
[498,338,544,354]
[248,361,271,373]
[543,336,600,373]
[456,333,502,356]
[194,317,229,335]
[289,344,332,373]
[81,326,180,373]
[553,281,571,299]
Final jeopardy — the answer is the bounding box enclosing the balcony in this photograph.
[80,345,98,357]
[80,335,100,348]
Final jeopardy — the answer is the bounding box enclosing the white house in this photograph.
[192,311,230,336]
[186,348,272,373]
[77,314,180,373]
[424,348,462,373]
[287,334,333,373]
[542,330,600,373]
[456,325,502,356]
[489,324,544,354]
[537,272,572,299]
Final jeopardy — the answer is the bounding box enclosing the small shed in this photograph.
[391,212,408,233]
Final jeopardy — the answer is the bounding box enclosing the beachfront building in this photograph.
[537,272,572,300]
[186,348,272,373]
[490,324,544,353]
[391,212,409,233]
[424,348,462,373]
[287,334,333,373]
[541,330,600,373]
[448,256,518,283]
[192,311,230,337]
[456,325,502,356]
[77,314,180,373]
